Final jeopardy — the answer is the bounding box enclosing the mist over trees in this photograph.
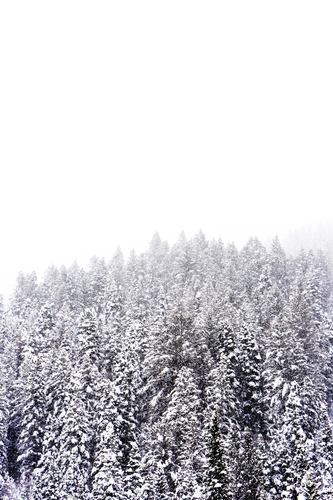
[0,231,333,499]
[284,220,333,260]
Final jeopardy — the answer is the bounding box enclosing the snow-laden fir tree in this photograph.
[204,410,232,500]
[52,368,92,499]
[163,366,203,498]
[91,375,125,500]
[0,379,9,490]
[233,429,264,500]
[109,339,143,499]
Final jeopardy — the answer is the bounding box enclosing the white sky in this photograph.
[1,1,333,300]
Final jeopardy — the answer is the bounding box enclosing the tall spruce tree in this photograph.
[204,411,232,500]
[233,429,264,500]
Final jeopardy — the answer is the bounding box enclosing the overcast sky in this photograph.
[1,1,333,300]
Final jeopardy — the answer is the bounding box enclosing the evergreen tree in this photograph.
[269,236,288,295]
[86,256,109,312]
[234,429,264,500]
[16,353,48,480]
[206,351,239,438]
[221,243,244,308]
[31,346,74,499]
[265,382,317,500]
[204,411,232,500]
[0,380,9,484]
[66,260,86,314]
[111,341,143,499]
[152,465,171,500]
[53,369,92,498]
[240,237,268,300]
[237,324,264,435]
[142,419,174,498]
[143,309,201,421]
[77,308,101,367]
[91,417,125,500]
[10,271,39,318]
[164,367,203,498]
[302,468,321,500]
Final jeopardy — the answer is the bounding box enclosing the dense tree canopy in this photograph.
[0,232,333,499]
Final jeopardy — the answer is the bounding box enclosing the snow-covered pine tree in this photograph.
[0,379,9,488]
[221,242,244,308]
[66,260,86,314]
[53,369,93,499]
[314,402,333,495]
[152,464,171,500]
[111,341,143,499]
[142,309,198,420]
[302,468,321,500]
[77,307,101,367]
[10,271,39,318]
[141,418,174,499]
[15,353,48,481]
[236,324,264,435]
[268,236,288,296]
[266,381,317,500]
[204,410,232,500]
[161,366,203,499]
[206,350,239,438]
[86,256,109,312]
[240,237,268,301]
[233,429,264,500]
[31,346,74,500]
[91,375,125,500]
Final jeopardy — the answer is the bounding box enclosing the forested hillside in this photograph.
[0,232,333,499]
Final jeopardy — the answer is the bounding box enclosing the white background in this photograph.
[1,1,332,300]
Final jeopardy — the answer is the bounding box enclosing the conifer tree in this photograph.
[0,381,9,484]
[10,271,39,318]
[269,236,288,295]
[166,367,202,498]
[204,411,232,500]
[234,429,264,500]
[16,354,48,480]
[237,324,264,434]
[302,469,321,500]
[141,419,174,498]
[31,347,74,499]
[111,341,143,499]
[145,232,171,311]
[142,309,198,419]
[266,382,317,500]
[206,351,239,438]
[147,367,203,498]
[165,367,202,465]
[221,242,244,308]
[86,256,109,312]
[66,260,86,314]
[77,308,101,367]
[152,465,171,500]
[54,369,93,499]
[240,237,268,300]
[91,421,125,500]
[314,403,333,494]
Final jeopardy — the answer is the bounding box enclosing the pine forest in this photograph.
[1,231,333,500]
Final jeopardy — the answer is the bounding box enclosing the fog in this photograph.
[1,1,332,301]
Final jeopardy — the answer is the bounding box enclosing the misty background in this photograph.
[1,1,332,301]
